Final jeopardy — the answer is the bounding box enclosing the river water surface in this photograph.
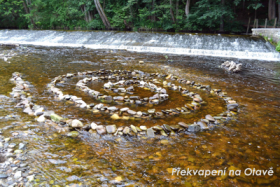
[0,42,280,186]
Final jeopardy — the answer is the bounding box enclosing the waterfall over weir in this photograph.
[0,30,279,61]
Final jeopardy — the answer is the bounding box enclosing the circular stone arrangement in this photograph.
[9,69,239,139]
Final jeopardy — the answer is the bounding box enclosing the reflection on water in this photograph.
[0,46,279,186]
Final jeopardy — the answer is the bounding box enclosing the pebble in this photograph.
[71,119,84,128]
[147,128,155,138]
[106,125,117,134]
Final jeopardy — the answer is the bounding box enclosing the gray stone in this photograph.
[127,110,136,115]
[197,121,209,130]
[123,127,130,134]
[91,122,98,130]
[205,114,215,122]
[120,107,129,112]
[178,122,189,128]
[18,143,25,150]
[0,174,8,179]
[108,106,118,111]
[148,109,155,114]
[106,125,117,134]
[147,128,155,138]
[188,124,201,132]
[14,171,22,179]
[71,119,84,128]
[96,126,106,135]
[48,159,67,165]
[163,124,172,132]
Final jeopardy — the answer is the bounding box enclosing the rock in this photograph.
[108,106,118,111]
[91,122,98,130]
[18,143,25,150]
[227,104,238,112]
[188,124,201,132]
[148,109,155,114]
[120,107,129,112]
[37,115,46,122]
[106,125,117,134]
[163,124,172,132]
[71,120,84,128]
[96,126,106,135]
[197,121,209,130]
[160,130,168,136]
[23,107,33,114]
[48,159,67,165]
[50,114,63,122]
[140,126,147,131]
[111,114,120,120]
[139,61,144,64]
[127,110,136,115]
[14,149,23,154]
[0,174,8,179]
[178,122,189,128]
[14,171,22,179]
[123,127,130,134]
[147,128,155,138]
[67,131,79,137]
[130,125,137,133]
[205,114,215,122]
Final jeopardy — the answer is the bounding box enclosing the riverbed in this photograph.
[0,44,280,186]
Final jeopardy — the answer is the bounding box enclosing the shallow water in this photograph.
[0,46,280,186]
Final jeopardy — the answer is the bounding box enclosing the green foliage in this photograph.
[0,0,268,32]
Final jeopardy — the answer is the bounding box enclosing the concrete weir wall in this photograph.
[252,28,280,43]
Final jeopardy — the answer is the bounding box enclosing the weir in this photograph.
[0,30,280,61]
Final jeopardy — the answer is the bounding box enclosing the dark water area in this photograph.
[0,45,280,186]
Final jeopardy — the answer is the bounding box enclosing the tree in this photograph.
[94,0,110,28]
[268,0,276,20]
[185,0,190,17]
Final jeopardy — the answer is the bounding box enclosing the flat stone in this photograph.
[50,113,63,122]
[188,124,201,132]
[106,125,117,134]
[111,114,120,120]
[18,143,25,150]
[91,122,98,130]
[127,110,136,115]
[205,114,215,122]
[71,119,84,128]
[14,171,22,179]
[120,107,129,112]
[178,122,189,128]
[123,127,130,134]
[37,115,46,122]
[140,126,147,131]
[0,174,8,179]
[96,126,106,135]
[160,130,168,136]
[67,131,79,137]
[48,159,67,165]
[197,121,209,130]
[163,124,172,132]
[108,106,118,111]
[147,128,155,138]
[130,125,137,133]
[148,109,155,114]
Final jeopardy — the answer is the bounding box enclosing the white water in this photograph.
[0,30,279,61]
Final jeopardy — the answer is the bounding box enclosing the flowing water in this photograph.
[0,30,280,186]
[1,30,280,61]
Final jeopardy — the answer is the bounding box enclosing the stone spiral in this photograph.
[9,69,239,138]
